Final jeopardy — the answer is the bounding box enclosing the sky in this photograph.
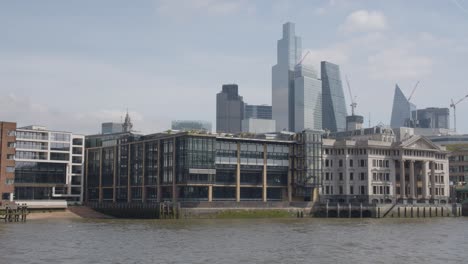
[1,0,468,135]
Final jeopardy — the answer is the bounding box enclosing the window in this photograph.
[349,159,353,167]
[360,160,366,167]
[339,173,343,181]
[350,186,354,195]
[325,172,330,181]
[339,186,343,194]
[386,186,390,194]
[6,166,15,173]
[339,160,343,167]
[350,172,354,181]
[7,154,14,160]
[360,186,365,195]
[360,173,365,181]
[373,186,377,194]
[7,142,15,148]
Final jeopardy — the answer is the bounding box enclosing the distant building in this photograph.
[412,107,450,129]
[323,126,450,204]
[321,61,347,132]
[0,121,17,201]
[242,118,276,134]
[172,120,212,132]
[293,64,322,132]
[245,104,272,120]
[14,125,84,203]
[390,84,416,128]
[216,84,244,133]
[102,122,123,134]
[272,22,302,132]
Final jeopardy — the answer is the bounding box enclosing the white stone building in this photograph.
[321,127,450,204]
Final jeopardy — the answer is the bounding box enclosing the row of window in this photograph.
[324,159,367,168]
[324,172,366,181]
[324,185,367,195]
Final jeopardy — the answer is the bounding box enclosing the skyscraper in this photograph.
[390,84,416,128]
[412,107,450,129]
[216,84,244,133]
[293,64,322,132]
[244,104,272,119]
[321,61,348,132]
[272,22,302,132]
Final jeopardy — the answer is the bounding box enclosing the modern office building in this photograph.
[85,131,294,204]
[172,120,212,132]
[0,121,17,201]
[321,61,348,132]
[216,84,244,134]
[293,64,322,132]
[102,122,123,134]
[244,104,272,120]
[390,84,416,128]
[13,126,85,203]
[412,107,450,129]
[272,22,302,132]
[242,119,276,134]
[322,126,450,204]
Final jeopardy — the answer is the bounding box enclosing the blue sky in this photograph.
[1,0,468,134]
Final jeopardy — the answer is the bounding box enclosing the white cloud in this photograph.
[340,10,388,33]
[367,49,433,80]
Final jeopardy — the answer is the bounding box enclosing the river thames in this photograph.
[0,217,467,264]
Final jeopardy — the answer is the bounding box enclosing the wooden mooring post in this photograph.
[0,202,28,223]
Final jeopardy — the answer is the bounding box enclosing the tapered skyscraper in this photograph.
[272,22,302,131]
[390,84,416,128]
[321,61,347,132]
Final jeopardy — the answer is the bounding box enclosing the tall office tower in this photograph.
[390,84,416,128]
[101,122,123,134]
[0,121,16,201]
[321,61,348,132]
[272,22,302,132]
[14,125,84,203]
[244,104,272,119]
[293,64,322,132]
[412,107,450,129]
[216,84,244,133]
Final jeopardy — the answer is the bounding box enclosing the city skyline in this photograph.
[1,1,468,134]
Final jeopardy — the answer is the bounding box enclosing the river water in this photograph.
[0,217,467,264]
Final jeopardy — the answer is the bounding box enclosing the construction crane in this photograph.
[407,80,420,102]
[345,75,357,116]
[450,94,468,133]
[295,50,310,67]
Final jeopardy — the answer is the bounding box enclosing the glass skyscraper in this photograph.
[272,22,302,132]
[244,104,272,120]
[293,64,322,132]
[216,84,244,133]
[390,84,416,128]
[321,61,347,132]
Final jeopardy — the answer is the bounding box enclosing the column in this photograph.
[208,185,213,202]
[422,161,428,201]
[85,149,89,203]
[236,142,241,202]
[409,160,415,201]
[113,146,117,203]
[127,144,131,203]
[431,161,436,202]
[262,144,267,202]
[99,148,103,203]
[142,143,146,203]
[172,140,177,203]
[400,160,406,200]
[156,140,161,203]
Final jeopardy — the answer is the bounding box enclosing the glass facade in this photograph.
[272,22,302,132]
[321,61,347,132]
[216,84,244,133]
[390,84,415,128]
[244,105,272,120]
[171,120,212,132]
[85,134,293,203]
[294,64,322,132]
